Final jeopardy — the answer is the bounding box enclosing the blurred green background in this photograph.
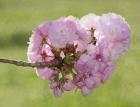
[0,0,139,107]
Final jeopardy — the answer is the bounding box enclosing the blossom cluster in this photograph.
[27,13,131,97]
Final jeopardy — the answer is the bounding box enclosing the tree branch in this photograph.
[0,58,59,68]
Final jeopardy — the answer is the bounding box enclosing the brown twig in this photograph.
[0,58,60,68]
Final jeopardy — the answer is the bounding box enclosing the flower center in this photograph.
[96,54,102,61]
[40,39,81,85]
[51,44,80,82]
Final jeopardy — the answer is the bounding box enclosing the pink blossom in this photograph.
[54,87,63,97]
[63,81,75,91]
[48,17,79,48]
[80,13,131,60]
[27,13,131,97]
[74,44,114,95]
[36,68,57,80]
[100,13,131,60]
[49,82,63,97]
[81,86,92,95]
[27,21,53,62]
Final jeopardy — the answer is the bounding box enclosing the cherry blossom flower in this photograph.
[36,67,57,80]
[27,13,131,97]
[63,80,75,91]
[48,17,79,48]
[100,13,131,60]
[27,21,53,62]
[80,13,131,60]
[74,44,114,95]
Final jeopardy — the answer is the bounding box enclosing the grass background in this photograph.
[0,0,140,107]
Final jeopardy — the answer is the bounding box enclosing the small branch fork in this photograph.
[0,58,59,68]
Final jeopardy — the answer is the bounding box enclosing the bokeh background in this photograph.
[0,0,139,107]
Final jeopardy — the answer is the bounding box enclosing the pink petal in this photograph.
[63,81,75,91]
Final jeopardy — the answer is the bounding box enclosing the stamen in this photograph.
[88,27,97,45]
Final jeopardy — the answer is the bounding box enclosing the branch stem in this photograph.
[0,58,59,68]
